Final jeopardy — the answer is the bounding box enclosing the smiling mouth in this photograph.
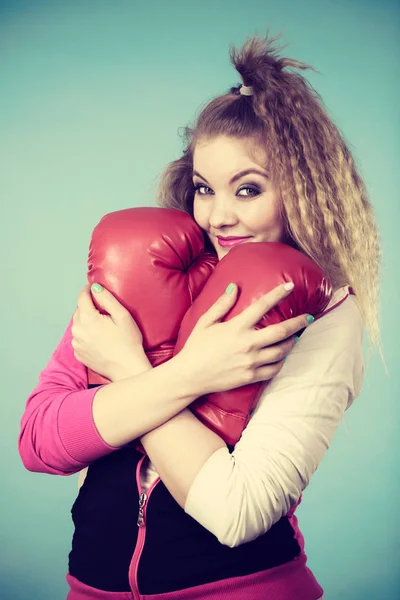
[216,236,252,248]
[217,236,251,240]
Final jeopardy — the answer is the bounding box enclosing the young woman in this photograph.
[19,33,383,599]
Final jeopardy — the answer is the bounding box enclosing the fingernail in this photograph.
[306,315,314,324]
[294,335,300,343]
[91,283,103,293]
[284,282,294,291]
[225,283,235,294]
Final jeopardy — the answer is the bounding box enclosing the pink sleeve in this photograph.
[18,317,122,476]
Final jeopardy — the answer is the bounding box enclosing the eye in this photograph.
[237,185,261,197]
[193,184,212,195]
[192,183,261,198]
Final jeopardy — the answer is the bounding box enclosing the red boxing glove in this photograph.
[86,207,218,454]
[174,242,332,447]
[86,207,217,380]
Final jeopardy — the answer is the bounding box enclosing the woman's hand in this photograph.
[71,284,151,382]
[176,282,313,396]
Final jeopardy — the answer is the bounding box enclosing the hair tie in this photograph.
[239,84,254,96]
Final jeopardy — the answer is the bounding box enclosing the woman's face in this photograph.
[192,136,287,260]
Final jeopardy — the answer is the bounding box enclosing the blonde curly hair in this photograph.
[155,32,386,371]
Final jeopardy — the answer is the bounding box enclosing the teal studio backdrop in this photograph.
[1,1,398,598]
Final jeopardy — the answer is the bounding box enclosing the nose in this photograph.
[208,196,238,230]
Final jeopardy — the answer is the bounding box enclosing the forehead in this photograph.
[193,136,267,168]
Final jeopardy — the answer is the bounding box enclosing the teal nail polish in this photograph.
[307,315,314,324]
[225,283,235,294]
[294,335,300,343]
[91,283,103,293]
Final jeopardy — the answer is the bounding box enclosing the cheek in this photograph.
[256,216,280,234]
[249,201,282,233]
[193,199,207,228]
[241,209,270,233]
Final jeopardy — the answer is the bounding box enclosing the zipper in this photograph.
[128,454,160,600]
[137,492,146,528]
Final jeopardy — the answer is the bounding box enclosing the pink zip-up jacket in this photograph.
[19,286,363,599]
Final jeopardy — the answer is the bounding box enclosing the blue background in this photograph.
[1,1,398,598]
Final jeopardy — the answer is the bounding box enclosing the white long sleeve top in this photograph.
[139,285,364,548]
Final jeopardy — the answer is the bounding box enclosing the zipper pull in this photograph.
[137,492,147,527]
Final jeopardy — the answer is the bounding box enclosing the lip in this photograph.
[216,236,252,248]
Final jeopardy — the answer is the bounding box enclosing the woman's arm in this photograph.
[141,409,226,508]
[19,280,300,477]
[139,291,364,547]
[18,317,202,476]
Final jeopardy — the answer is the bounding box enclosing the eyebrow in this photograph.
[192,168,269,185]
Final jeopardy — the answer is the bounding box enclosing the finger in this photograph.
[71,310,80,337]
[234,281,296,329]
[77,284,97,315]
[252,359,286,383]
[253,336,296,368]
[197,282,239,328]
[255,313,311,349]
[89,283,129,321]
